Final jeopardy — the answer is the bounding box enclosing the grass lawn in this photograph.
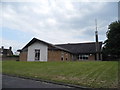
[2,61,118,88]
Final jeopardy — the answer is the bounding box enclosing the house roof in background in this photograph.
[0,48,13,55]
[55,42,102,54]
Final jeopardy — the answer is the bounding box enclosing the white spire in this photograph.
[95,19,97,32]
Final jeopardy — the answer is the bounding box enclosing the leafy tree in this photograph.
[103,21,120,60]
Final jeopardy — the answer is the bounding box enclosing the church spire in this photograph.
[95,19,99,60]
[95,19,98,43]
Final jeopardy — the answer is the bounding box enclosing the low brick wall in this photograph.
[2,56,19,61]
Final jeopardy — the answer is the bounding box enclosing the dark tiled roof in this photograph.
[21,38,102,54]
[55,42,102,54]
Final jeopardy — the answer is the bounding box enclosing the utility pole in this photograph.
[95,19,99,60]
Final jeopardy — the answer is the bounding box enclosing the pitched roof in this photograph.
[22,38,52,50]
[55,42,102,54]
[21,38,71,53]
[21,38,102,54]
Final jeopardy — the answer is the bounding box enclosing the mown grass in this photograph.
[2,61,118,88]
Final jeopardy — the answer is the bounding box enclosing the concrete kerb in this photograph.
[3,74,90,89]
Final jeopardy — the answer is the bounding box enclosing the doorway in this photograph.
[35,49,40,61]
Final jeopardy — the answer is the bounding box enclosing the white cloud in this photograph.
[1,38,25,53]
[1,0,120,2]
[1,1,117,52]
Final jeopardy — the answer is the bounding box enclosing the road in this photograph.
[2,75,72,88]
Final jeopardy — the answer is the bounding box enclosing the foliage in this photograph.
[103,21,120,59]
[2,61,118,88]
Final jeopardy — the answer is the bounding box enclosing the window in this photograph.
[61,52,64,61]
[61,57,64,61]
[35,49,40,61]
[65,53,68,60]
[78,55,89,60]
[80,56,82,59]
[85,55,88,59]
[66,58,68,60]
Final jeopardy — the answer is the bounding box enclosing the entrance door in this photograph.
[35,49,40,61]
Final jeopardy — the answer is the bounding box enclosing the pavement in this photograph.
[2,75,73,88]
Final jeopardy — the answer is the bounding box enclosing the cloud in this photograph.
[1,0,120,3]
[1,38,25,53]
[1,1,118,52]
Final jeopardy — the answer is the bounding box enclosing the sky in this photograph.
[0,0,119,53]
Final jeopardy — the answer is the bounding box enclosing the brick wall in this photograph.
[19,50,95,61]
[48,50,72,61]
[2,56,19,61]
[19,52,27,61]
[88,54,95,60]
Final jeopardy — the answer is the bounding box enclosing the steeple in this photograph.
[95,19,99,60]
[95,19,98,43]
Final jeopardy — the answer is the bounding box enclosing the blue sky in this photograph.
[0,0,118,53]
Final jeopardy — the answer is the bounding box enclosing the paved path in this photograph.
[2,75,72,88]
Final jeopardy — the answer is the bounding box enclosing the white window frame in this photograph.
[79,54,89,60]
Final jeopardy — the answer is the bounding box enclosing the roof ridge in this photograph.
[21,38,71,53]
[55,42,102,45]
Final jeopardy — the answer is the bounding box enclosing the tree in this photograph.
[103,21,120,60]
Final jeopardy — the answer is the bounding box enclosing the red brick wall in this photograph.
[88,54,95,60]
[2,57,19,61]
[19,52,27,61]
[48,50,72,61]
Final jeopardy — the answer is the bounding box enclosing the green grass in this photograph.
[2,61,118,88]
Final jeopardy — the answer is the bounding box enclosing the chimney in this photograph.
[9,46,12,51]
